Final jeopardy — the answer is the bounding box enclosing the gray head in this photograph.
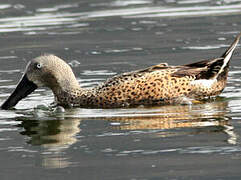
[1,54,80,110]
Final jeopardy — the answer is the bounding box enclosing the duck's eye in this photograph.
[36,63,42,69]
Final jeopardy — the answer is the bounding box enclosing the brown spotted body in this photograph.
[54,62,228,108]
[1,33,240,110]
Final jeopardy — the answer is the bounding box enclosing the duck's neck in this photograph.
[52,82,97,107]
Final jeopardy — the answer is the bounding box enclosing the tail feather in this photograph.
[221,33,241,58]
[212,33,241,79]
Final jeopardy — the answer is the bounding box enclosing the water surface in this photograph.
[1,0,241,179]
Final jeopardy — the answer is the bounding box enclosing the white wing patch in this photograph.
[190,79,217,88]
[215,47,234,78]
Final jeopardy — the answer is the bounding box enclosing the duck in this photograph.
[1,33,241,110]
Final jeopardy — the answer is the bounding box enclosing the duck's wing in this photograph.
[172,33,241,80]
[133,62,170,73]
[171,58,221,79]
[98,62,173,89]
[111,62,171,78]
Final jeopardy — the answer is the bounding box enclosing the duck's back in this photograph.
[91,64,194,107]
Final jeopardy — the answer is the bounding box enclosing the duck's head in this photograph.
[1,54,80,110]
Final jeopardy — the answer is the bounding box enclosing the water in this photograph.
[1,0,241,179]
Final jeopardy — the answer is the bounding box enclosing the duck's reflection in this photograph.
[20,119,80,147]
[18,118,81,169]
[223,124,237,145]
[109,100,230,130]
[16,99,236,169]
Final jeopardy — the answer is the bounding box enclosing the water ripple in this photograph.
[0,3,241,33]
[116,146,241,156]
[81,70,116,76]
[182,44,229,50]
[0,4,11,9]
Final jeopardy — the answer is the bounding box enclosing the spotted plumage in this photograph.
[1,33,241,110]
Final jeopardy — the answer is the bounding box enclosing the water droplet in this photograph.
[69,60,81,67]
[13,4,25,9]
[53,106,65,113]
